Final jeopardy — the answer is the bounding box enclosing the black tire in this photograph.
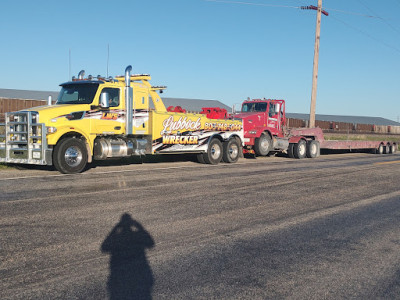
[287,143,295,158]
[384,143,391,154]
[376,144,384,155]
[306,140,320,158]
[293,139,307,159]
[202,138,223,165]
[391,144,398,154]
[53,138,88,174]
[196,153,205,164]
[222,138,240,163]
[254,133,272,156]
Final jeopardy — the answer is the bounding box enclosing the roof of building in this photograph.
[286,113,400,126]
[0,88,59,101]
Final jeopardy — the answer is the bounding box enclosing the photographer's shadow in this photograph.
[101,213,155,300]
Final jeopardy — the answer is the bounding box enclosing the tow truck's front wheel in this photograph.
[53,138,88,174]
[254,133,272,156]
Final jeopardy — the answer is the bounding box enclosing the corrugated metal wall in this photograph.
[286,117,400,135]
[0,98,47,122]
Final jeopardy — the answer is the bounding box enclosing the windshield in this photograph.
[241,102,267,112]
[57,84,99,105]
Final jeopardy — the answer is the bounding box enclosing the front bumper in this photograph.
[0,111,52,165]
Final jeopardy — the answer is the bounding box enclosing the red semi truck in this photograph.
[233,98,397,158]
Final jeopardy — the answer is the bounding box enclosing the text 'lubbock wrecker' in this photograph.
[0,66,244,173]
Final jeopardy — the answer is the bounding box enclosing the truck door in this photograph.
[267,102,279,134]
[92,87,124,135]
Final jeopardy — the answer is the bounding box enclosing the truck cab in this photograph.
[235,99,286,155]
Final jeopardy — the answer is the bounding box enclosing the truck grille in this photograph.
[0,111,49,165]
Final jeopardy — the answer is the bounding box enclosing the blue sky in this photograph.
[1,0,399,121]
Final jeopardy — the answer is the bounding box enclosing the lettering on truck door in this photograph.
[92,87,124,134]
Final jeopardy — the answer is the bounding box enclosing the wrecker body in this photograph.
[0,66,243,173]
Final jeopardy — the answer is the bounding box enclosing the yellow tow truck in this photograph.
[0,66,243,173]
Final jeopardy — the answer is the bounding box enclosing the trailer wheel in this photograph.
[306,140,320,158]
[376,144,384,155]
[391,144,398,154]
[293,139,307,159]
[384,143,391,154]
[202,138,223,165]
[222,138,240,163]
[254,133,272,156]
[53,137,88,174]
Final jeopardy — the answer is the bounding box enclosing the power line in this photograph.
[204,0,382,19]
[204,0,400,54]
[203,0,300,9]
[330,15,400,54]
[323,7,381,19]
[356,0,400,35]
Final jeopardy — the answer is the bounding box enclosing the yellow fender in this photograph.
[47,126,94,154]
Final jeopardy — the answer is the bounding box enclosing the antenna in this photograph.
[69,49,71,80]
[107,44,109,77]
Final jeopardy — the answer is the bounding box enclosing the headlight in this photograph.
[46,127,57,134]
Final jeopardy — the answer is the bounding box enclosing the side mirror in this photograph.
[100,92,110,108]
[274,103,280,114]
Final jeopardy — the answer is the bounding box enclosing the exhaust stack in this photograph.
[125,65,133,135]
[47,95,52,106]
[78,70,85,80]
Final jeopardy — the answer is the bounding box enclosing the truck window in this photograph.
[100,88,120,107]
[242,102,267,112]
[57,84,99,105]
[269,103,276,117]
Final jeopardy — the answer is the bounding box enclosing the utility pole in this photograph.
[309,0,322,128]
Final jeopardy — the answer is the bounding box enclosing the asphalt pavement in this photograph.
[1,152,400,299]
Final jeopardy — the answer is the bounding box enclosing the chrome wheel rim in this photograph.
[211,144,221,160]
[229,144,239,158]
[310,143,317,155]
[299,143,306,156]
[64,146,83,167]
[260,138,270,151]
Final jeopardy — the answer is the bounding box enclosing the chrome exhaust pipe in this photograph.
[47,95,52,106]
[78,70,85,79]
[125,65,132,87]
[125,65,133,135]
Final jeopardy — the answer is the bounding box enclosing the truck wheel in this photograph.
[53,138,88,174]
[376,144,384,155]
[254,133,272,156]
[287,143,295,158]
[391,144,398,154]
[222,138,240,163]
[293,139,306,159]
[196,153,205,164]
[202,138,223,165]
[306,140,320,158]
[384,143,391,154]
